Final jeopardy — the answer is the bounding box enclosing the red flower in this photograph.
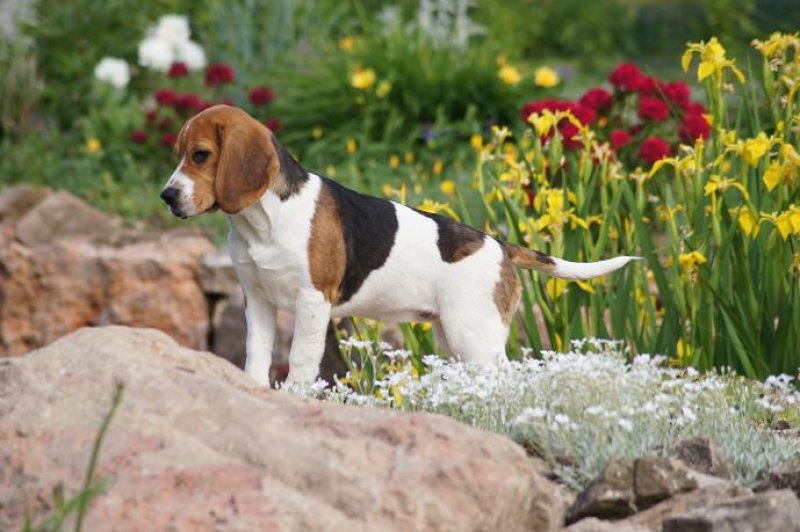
[145,110,157,125]
[265,117,282,131]
[154,89,179,107]
[168,62,189,78]
[160,133,177,148]
[609,129,632,151]
[635,76,663,95]
[679,113,711,143]
[579,88,612,112]
[557,104,595,149]
[206,63,235,87]
[157,117,174,131]
[664,81,691,109]
[130,130,148,144]
[176,93,203,111]
[249,86,275,106]
[608,62,643,92]
[685,102,707,116]
[638,137,671,165]
[638,96,670,122]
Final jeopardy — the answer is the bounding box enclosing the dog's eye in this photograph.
[192,150,210,164]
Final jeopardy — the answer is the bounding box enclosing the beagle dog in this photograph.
[160,105,637,385]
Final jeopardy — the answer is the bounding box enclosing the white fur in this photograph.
[551,256,641,281]
[163,157,197,216]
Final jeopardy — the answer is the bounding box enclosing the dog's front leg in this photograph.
[284,289,331,385]
[243,296,277,386]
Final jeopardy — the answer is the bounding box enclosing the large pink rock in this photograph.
[0,229,214,356]
[0,326,565,531]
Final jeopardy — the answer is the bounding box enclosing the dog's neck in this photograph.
[228,193,274,246]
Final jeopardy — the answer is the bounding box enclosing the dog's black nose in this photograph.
[160,187,178,206]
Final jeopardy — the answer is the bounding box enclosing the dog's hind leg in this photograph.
[438,310,510,367]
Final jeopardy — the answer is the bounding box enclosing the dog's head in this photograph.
[160,105,280,218]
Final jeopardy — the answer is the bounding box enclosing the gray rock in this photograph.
[198,248,239,295]
[567,458,636,523]
[662,489,800,532]
[634,456,698,509]
[760,462,800,498]
[672,435,733,479]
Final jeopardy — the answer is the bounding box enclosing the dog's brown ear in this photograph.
[214,118,279,214]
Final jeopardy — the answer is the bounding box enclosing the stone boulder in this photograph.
[0,326,565,531]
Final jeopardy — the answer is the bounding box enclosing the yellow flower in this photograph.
[326,165,337,177]
[85,137,102,154]
[440,180,456,197]
[312,127,324,139]
[338,36,355,52]
[498,64,522,85]
[682,37,745,87]
[351,67,376,90]
[376,80,392,98]
[404,151,415,164]
[763,162,783,191]
[742,132,770,166]
[470,134,483,151]
[678,251,707,271]
[389,154,400,169]
[737,208,758,238]
[382,183,394,197]
[674,338,692,367]
[546,277,567,299]
[527,111,556,137]
[417,199,459,220]
[433,159,443,175]
[704,174,749,200]
[534,66,560,88]
[346,137,357,154]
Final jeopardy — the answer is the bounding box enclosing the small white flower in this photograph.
[151,14,191,46]
[554,413,570,425]
[94,57,130,89]
[618,418,633,431]
[175,40,207,71]
[138,37,174,72]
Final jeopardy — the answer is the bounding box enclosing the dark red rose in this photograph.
[664,81,691,109]
[168,62,189,78]
[145,109,158,125]
[609,129,633,151]
[557,103,595,149]
[679,113,711,143]
[635,76,662,95]
[685,102,707,115]
[249,86,275,106]
[629,124,644,136]
[154,89,179,106]
[160,132,177,148]
[176,93,203,110]
[579,88,612,112]
[609,62,643,92]
[265,117,282,131]
[638,137,671,164]
[157,117,174,131]
[130,130,148,144]
[206,63,235,87]
[638,96,670,122]
[195,100,213,112]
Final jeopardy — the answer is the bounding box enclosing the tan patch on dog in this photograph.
[494,253,522,324]
[308,184,346,303]
[506,244,556,274]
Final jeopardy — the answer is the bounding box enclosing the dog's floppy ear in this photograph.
[214,118,279,214]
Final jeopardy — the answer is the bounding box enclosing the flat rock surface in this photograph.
[0,326,564,531]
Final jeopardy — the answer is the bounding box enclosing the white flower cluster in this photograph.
[287,337,800,491]
[94,57,130,89]
[138,14,206,73]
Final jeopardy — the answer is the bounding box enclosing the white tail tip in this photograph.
[551,256,641,281]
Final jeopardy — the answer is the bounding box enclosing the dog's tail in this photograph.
[506,244,640,281]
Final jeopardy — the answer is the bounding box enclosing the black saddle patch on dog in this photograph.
[416,210,485,263]
[322,177,399,303]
